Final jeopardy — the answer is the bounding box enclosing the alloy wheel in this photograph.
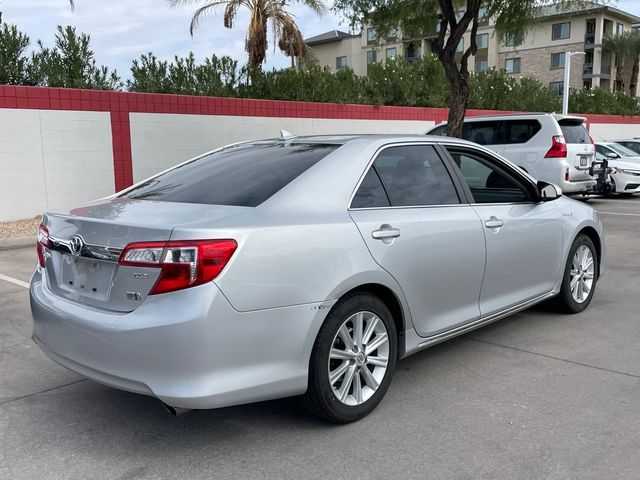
[328,311,390,406]
[570,245,595,303]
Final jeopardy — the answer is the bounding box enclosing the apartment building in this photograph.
[305,4,640,96]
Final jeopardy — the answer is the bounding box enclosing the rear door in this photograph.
[349,143,486,337]
[502,119,543,174]
[559,119,595,182]
[441,144,564,315]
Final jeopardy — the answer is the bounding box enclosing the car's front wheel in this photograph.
[554,234,598,313]
[302,292,397,423]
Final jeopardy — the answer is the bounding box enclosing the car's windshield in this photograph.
[121,142,339,207]
[607,143,638,157]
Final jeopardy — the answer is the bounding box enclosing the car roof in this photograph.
[430,112,587,126]
[249,134,478,148]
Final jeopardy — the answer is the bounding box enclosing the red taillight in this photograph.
[36,224,49,267]
[545,135,567,158]
[118,239,237,295]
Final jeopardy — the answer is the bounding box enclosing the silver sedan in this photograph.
[30,134,604,423]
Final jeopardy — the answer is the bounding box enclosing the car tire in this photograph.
[301,292,398,424]
[554,234,598,314]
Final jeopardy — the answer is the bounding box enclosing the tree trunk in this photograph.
[615,61,624,92]
[630,58,639,97]
[444,68,469,138]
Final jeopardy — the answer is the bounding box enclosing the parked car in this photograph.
[426,113,597,194]
[613,139,640,155]
[30,134,604,423]
[595,141,640,195]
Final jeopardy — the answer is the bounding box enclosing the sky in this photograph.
[1,0,640,82]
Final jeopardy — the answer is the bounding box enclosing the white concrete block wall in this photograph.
[0,109,114,221]
[589,123,640,141]
[129,113,434,182]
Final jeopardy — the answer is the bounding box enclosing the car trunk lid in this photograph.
[41,198,248,312]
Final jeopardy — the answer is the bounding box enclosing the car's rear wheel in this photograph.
[302,292,397,423]
[554,234,598,313]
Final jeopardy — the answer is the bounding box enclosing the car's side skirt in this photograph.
[402,290,557,358]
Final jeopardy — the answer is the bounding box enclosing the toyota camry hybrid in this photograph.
[30,134,604,423]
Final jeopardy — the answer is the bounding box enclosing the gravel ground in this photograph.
[0,216,41,240]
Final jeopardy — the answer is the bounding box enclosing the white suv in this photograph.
[426,113,596,194]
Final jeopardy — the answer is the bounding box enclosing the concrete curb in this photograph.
[0,236,35,251]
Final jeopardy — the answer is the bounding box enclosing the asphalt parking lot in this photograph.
[1,197,639,480]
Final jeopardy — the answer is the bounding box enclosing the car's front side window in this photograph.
[445,148,531,204]
[351,145,460,208]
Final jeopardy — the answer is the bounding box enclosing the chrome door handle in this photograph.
[484,216,504,229]
[372,224,401,240]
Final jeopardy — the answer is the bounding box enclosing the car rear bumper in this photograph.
[560,178,597,194]
[30,267,331,409]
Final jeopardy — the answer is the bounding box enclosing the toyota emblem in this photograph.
[68,235,85,257]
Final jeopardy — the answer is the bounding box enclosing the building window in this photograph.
[387,27,398,41]
[367,28,377,44]
[549,81,564,96]
[476,33,489,49]
[552,22,571,40]
[336,56,348,70]
[505,32,523,47]
[505,57,521,74]
[551,52,566,69]
[616,22,624,34]
[478,6,489,22]
[475,60,488,72]
[386,47,397,60]
[455,10,465,22]
[367,50,377,64]
[456,37,465,53]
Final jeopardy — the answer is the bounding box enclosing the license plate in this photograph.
[60,255,112,298]
[579,155,588,167]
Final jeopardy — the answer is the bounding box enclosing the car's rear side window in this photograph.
[504,120,541,144]
[352,145,460,208]
[121,142,339,207]
[618,141,640,154]
[559,120,590,144]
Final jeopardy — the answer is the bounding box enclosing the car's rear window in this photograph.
[559,120,590,144]
[121,142,339,207]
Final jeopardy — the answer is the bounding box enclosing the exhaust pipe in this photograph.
[161,402,192,416]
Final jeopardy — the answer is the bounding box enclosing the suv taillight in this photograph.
[545,135,567,158]
[118,239,237,295]
[36,224,49,267]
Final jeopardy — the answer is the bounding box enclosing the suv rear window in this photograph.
[121,142,339,207]
[559,120,590,144]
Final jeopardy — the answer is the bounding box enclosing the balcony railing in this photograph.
[583,63,593,75]
[583,63,612,76]
[584,32,595,47]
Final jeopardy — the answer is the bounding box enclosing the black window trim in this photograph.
[436,143,542,205]
[348,142,468,210]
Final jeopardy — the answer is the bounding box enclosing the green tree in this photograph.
[128,52,239,96]
[332,0,607,137]
[168,0,326,69]
[31,25,121,90]
[0,23,34,85]
[627,30,640,97]
[603,31,632,92]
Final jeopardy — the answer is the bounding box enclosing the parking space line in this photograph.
[0,273,30,289]
[597,211,640,217]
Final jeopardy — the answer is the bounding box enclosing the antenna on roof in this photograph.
[279,130,296,140]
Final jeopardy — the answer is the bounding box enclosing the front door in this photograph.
[442,146,564,316]
[349,144,486,337]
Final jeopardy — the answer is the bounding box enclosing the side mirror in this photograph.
[537,181,562,201]
[607,152,619,159]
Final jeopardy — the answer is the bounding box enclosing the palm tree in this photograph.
[627,31,640,98]
[169,0,326,69]
[603,32,632,92]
